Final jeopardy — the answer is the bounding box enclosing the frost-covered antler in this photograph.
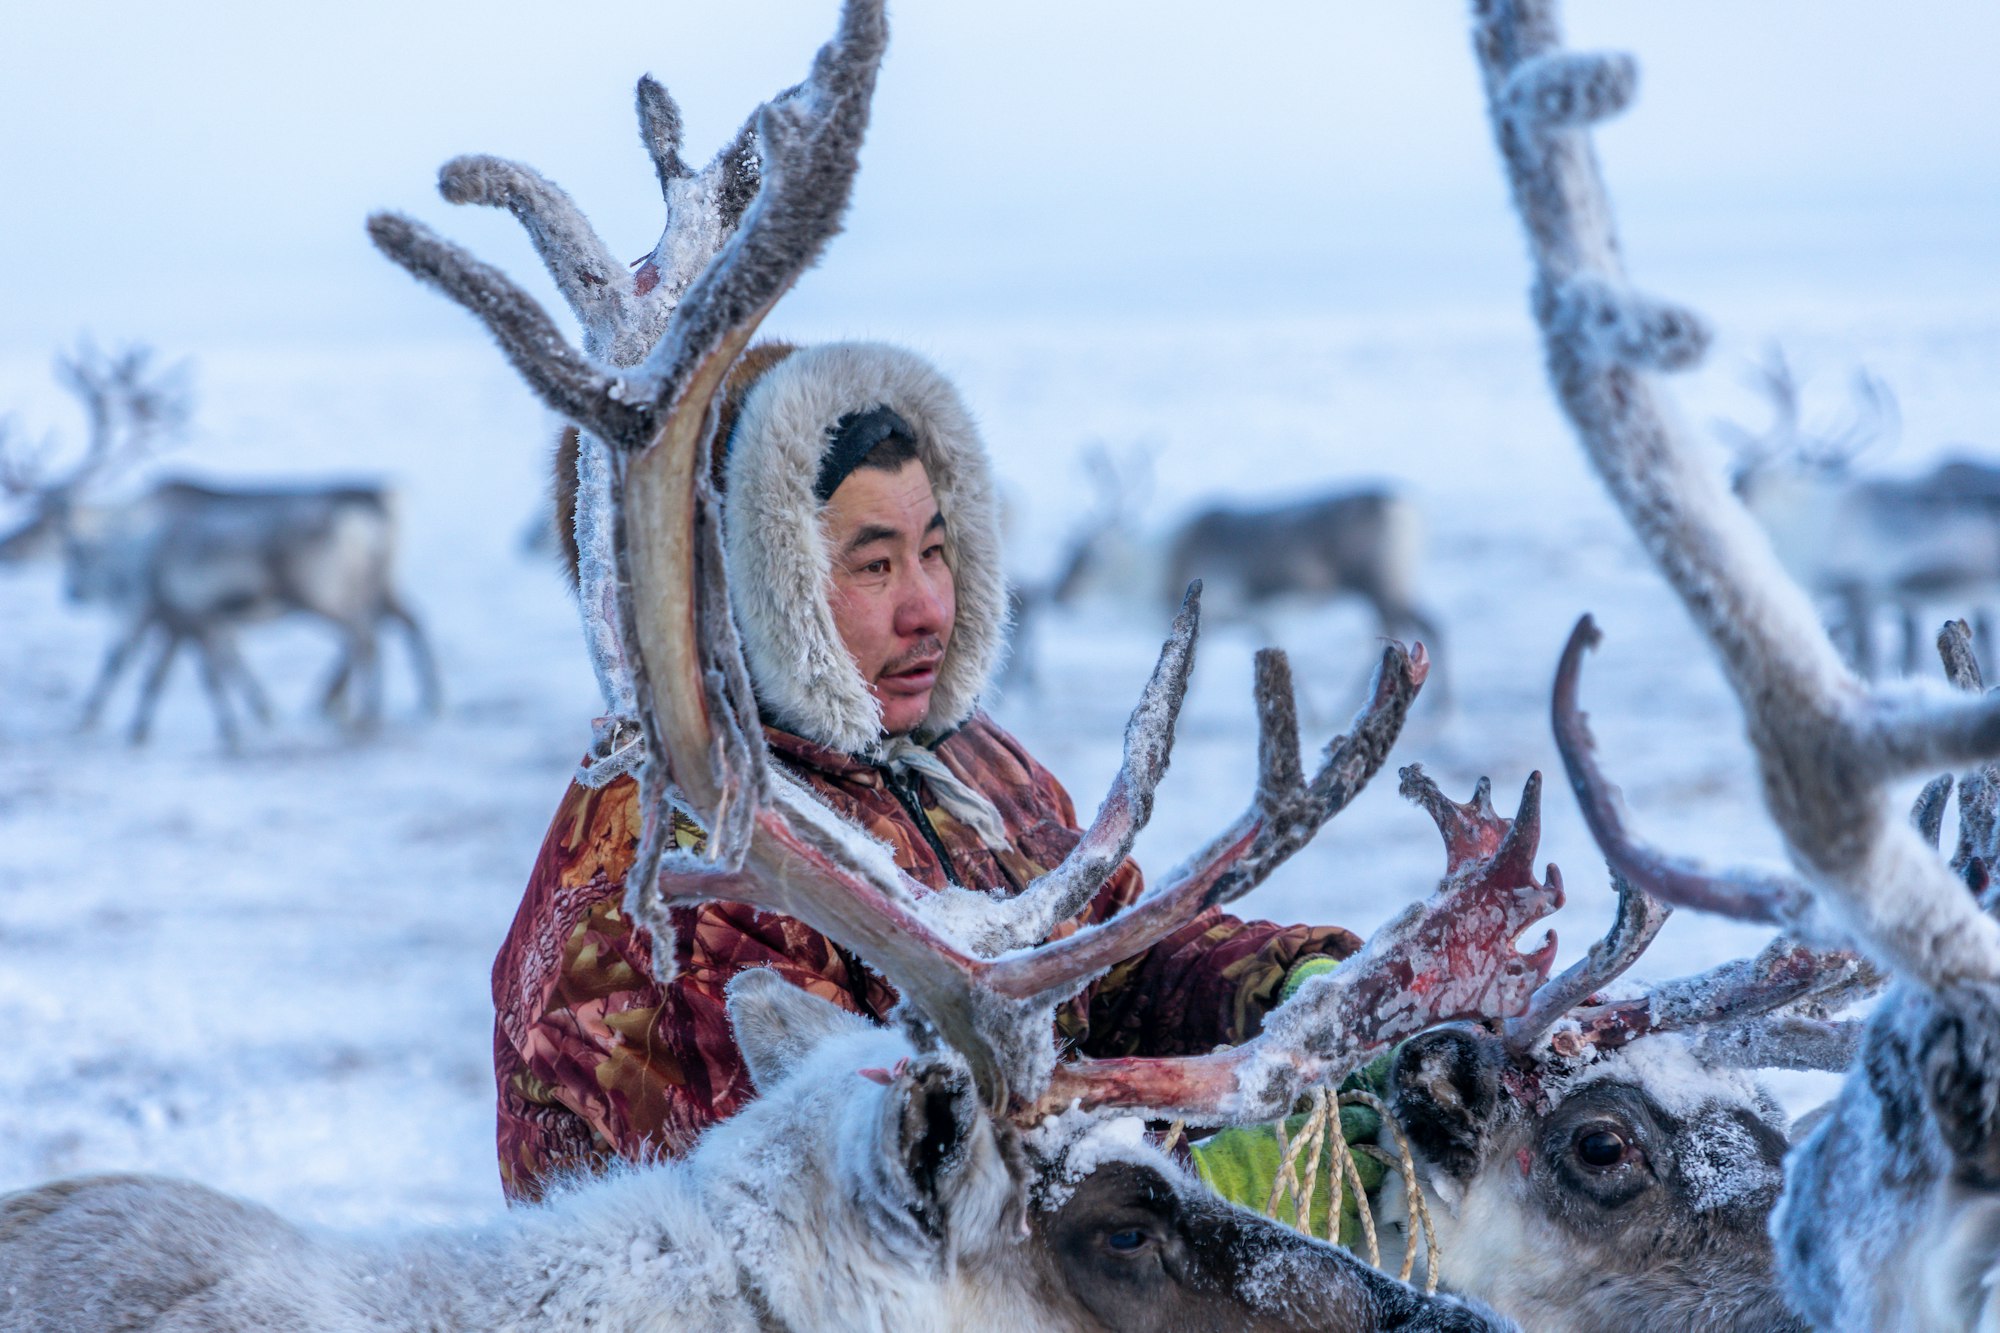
[922,602,1427,957]
[370,0,882,968]
[431,52,775,731]
[1,341,191,502]
[372,0,1527,1122]
[1470,0,2000,990]
[437,77,762,369]
[1521,614,1883,1070]
[1033,764,1560,1123]
[1501,868,1668,1056]
[1556,938,1875,1074]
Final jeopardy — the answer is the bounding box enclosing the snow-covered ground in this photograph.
[2,293,1996,1227]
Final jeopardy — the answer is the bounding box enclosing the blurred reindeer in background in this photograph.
[1723,348,2000,676]
[0,342,441,750]
[1165,486,1445,688]
[1001,442,1152,695]
[1004,443,1446,705]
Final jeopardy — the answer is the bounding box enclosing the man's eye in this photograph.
[859,559,890,576]
[921,543,945,561]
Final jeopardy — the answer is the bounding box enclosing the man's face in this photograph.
[821,457,956,737]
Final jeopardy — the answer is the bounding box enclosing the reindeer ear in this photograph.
[893,1059,979,1216]
[726,968,873,1092]
[1389,1024,1504,1180]
[846,1054,985,1260]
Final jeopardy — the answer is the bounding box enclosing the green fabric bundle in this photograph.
[1187,956,1393,1246]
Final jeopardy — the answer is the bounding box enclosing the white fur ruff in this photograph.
[722,342,1007,757]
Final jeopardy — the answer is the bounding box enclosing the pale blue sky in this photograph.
[3,1,1996,351]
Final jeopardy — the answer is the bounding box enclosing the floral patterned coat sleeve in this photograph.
[490,715,1359,1201]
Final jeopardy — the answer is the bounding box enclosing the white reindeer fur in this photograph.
[1771,979,2000,1333]
[722,341,1008,757]
[0,973,1039,1333]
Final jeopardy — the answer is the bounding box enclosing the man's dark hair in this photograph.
[815,406,921,503]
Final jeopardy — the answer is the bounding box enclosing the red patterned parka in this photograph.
[491,714,1361,1202]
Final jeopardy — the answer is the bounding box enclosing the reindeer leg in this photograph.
[207,629,273,726]
[79,612,157,732]
[347,627,383,735]
[318,637,354,722]
[191,632,242,753]
[1901,601,1923,677]
[235,664,275,727]
[129,629,185,746]
[383,593,443,715]
[1833,584,1877,678]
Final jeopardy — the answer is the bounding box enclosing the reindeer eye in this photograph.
[1105,1227,1151,1254]
[1576,1128,1628,1168]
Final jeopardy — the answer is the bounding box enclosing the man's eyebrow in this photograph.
[840,523,900,558]
[839,511,945,560]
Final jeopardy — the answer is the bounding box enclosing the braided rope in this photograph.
[1334,1113,1380,1267]
[1344,1089,1439,1294]
[1264,1102,1299,1215]
[1264,1088,1312,1216]
[1259,1088,1441,1295]
[1293,1090,1332,1232]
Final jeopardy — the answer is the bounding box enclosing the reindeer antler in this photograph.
[1471,0,2000,990]
[1524,613,1885,1068]
[1502,869,1668,1056]
[1713,347,1801,483]
[1,341,195,504]
[424,49,785,725]
[1549,616,1811,925]
[372,0,1560,1126]
[1033,765,1560,1122]
[1553,936,1878,1072]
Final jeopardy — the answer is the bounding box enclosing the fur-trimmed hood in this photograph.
[722,342,1007,758]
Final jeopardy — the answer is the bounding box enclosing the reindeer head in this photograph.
[0,341,190,573]
[1717,347,1899,499]
[1352,616,1883,1332]
[1387,1022,1801,1333]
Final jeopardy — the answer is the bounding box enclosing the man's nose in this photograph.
[893,568,949,638]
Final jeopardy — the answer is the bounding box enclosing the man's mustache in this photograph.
[882,637,946,676]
